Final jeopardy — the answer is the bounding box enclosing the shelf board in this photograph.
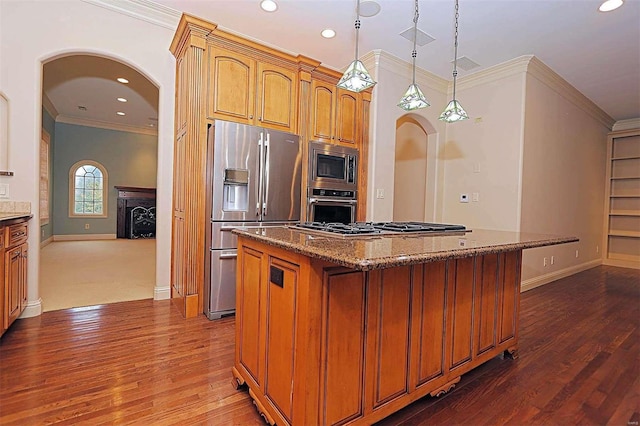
[610,195,640,198]
[609,210,640,216]
[610,176,640,180]
[611,155,640,161]
[608,230,640,238]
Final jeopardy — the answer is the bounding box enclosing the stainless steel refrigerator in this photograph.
[204,120,302,319]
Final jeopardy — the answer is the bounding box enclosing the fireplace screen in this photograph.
[129,206,156,239]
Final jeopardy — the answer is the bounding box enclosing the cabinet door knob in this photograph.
[249,115,254,119]
[259,116,263,121]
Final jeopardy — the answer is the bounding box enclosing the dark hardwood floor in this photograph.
[0,265,638,425]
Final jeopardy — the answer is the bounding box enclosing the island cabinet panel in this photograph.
[237,245,265,388]
[265,257,299,423]
[412,262,447,387]
[447,257,475,370]
[320,269,367,425]
[474,254,499,356]
[499,251,522,346]
[366,267,412,409]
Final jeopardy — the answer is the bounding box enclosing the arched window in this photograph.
[69,160,108,217]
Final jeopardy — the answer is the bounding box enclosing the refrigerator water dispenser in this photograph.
[223,169,248,211]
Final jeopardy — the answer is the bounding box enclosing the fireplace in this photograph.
[115,186,156,239]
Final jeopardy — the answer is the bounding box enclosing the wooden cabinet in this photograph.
[169,14,372,318]
[233,236,523,425]
[235,239,303,425]
[1,218,29,337]
[207,46,298,133]
[603,129,640,269]
[310,80,359,147]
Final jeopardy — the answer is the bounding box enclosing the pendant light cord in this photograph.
[452,0,460,100]
[354,0,361,60]
[411,0,419,84]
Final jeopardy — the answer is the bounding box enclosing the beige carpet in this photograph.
[40,239,156,312]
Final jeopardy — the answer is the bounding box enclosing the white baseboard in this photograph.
[40,236,53,248]
[154,286,171,300]
[20,298,43,318]
[521,259,601,292]
[53,234,117,241]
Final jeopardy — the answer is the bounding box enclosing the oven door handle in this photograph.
[308,198,357,204]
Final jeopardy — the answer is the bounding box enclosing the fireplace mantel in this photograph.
[115,186,156,239]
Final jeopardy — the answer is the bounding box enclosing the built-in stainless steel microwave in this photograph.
[308,141,358,190]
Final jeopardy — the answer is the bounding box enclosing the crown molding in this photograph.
[81,0,181,30]
[455,55,533,92]
[526,56,615,129]
[368,50,449,93]
[42,93,59,119]
[612,118,640,132]
[56,114,158,136]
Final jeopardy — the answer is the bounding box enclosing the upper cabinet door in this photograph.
[310,80,336,142]
[256,63,298,133]
[335,89,359,147]
[208,47,256,123]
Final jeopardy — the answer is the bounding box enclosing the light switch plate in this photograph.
[0,183,8,198]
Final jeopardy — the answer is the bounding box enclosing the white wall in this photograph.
[441,67,526,231]
[0,0,176,316]
[365,51,448,222]
[520,60,610,285]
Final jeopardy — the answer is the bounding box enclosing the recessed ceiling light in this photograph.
[359,1,381,17]
[117,77,129,84]
[116,111,126,116]
[599,0,623,11]
[321,29,336,39]
[117,97,127,102]
[260,0,277,12]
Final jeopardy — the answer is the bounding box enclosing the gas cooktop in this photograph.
[294,221,467,237]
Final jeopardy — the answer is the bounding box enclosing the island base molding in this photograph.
[233,237,523,425]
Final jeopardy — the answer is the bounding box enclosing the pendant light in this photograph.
[398,0,430,111]
[439,0,469,123]
[337,0,377,93]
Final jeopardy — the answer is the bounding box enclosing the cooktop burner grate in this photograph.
[297,222,382,235]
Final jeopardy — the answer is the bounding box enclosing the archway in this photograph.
[393,113,437,222]
[40,53,159,311]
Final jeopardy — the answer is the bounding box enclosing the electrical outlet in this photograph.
[551,255,555,265]
[575,250,579,258]
[376,189,385,199]
[543,257,548,267]
[596,245,599,253]
[41,229,45,237]
[84,223,90,230]
[0,183,8,199]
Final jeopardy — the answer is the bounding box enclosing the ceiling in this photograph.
[43,0,640,133]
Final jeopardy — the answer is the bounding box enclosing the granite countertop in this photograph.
[233,226,579,271]
[0,212,33,223]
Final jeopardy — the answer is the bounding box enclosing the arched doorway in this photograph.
[393,113,437,222]
[40,53,159,311]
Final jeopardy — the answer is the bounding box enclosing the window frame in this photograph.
[68,160,108,218]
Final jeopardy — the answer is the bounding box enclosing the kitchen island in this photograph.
[231,226,577,425]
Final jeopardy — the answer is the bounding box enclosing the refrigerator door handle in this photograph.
[219,250,238,259]
[263,133,270,216]
[257,133,264,217]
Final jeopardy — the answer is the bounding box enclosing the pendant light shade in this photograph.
[398,0,429,111]
[337,0,376,93]
[398,83,430,111]
[439,0,468,123]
